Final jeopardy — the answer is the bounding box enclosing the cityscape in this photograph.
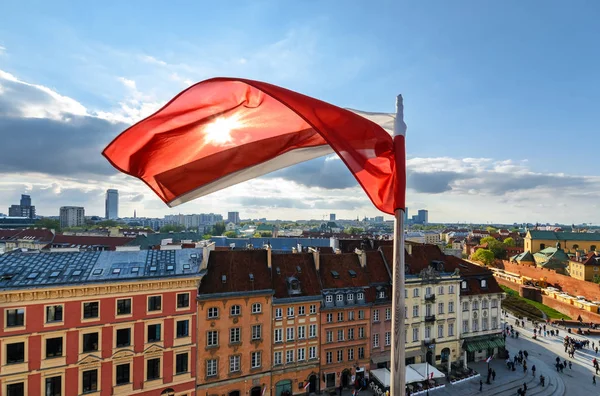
[2,2,600,396]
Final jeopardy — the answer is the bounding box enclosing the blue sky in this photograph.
[1,1,599,223]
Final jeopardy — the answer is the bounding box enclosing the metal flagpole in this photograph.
[390,95,407,396]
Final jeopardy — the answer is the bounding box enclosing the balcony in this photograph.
[425,315,436,323]
[424,294,436,302]
[422,338,436,346]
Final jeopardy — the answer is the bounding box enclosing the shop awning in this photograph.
[371,355,390,364]
[463,336,505,353]
[410,363,446,380]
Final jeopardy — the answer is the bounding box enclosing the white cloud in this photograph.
[0,45,5,54]
[117,76,136,90]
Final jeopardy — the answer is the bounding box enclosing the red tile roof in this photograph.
[366,250,391,284]
[0,229,21,241]
[11,228,55,242]
[319,253,370,290]
[199,250,271,295]
[47,234,131,250]
[271,253,321,298]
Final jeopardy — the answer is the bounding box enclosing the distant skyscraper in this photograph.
[227,211,240,224]
[8,194,36,218]
[60,206,85,228]
[404,207,409,224]
[417,209,429,225]
[105,189,119,219]
[330,213,336,221]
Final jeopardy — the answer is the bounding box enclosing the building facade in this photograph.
[227,212,240,225]
[59,206,85,228]
[525,230,600,253]
[569,252,600,282]
[8,194,36,219]
[105,189,119,220]
[0,248,202,396]
[366,250,392,370]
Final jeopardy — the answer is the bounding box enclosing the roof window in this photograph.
[348,270,357,278]
[149,266,157,272]
[71,270,82,276]
[331,270,339,279]
[92,269,103,276]
[131,267,140,273]
[27,272,39,279]
[166,265,174,271]
[112,268,121,274]
[49,271,60,278]
[183,264,191,270]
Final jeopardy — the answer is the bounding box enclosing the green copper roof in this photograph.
[528,230,600,242]
[512,251,535,262]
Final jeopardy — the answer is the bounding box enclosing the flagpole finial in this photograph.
[394,94,407,137]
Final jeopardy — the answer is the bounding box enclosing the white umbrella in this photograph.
[370,369,391,387]
[410,363,446,379]
[405,366,426,384]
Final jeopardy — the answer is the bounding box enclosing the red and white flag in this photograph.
[304,381,310,391]
[486,355,494,363]
[103,78,406,214]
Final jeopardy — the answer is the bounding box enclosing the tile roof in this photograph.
[47,235,131,250]
[210,236,331,252]
[366,250,391,284]
[442,256,503,295]
[0,229,21,241]
[0,248,202,290]
[511,251,535,262]
[271,253,321,299]
[126,231,203,249]
[319,253,370,290]
[528,230,600,241]
[198,250,272,296]
[10,228,55,242]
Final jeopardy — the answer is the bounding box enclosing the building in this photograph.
[8,194,36,219]
[1,228,55,252]
[45,234,132,251]
[59,206,85,228]
[0,247,203,396]
[105,189,119,220]
[330,214,336,221]
[424,232,441,245]
[524,230,600,253]
[365,250,392,370]
[227,212,240,225]
[196,249,273,396]
[569,252,600,282]
[0,216,37,229]
[417,210,429,225]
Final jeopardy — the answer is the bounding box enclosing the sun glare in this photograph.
[203,116,241,145]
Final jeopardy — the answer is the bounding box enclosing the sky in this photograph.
[1,0,600,224]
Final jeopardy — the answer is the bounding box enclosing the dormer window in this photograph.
[347,294,354,301]
[326,295,333,303]
[357,292,364,301]
[336,295,343,302]
[481,279,487,288]
[461,281,468,290]
[378,291,385,299]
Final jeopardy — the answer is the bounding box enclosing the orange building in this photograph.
[196,249,272,396]
[0,248,201,396]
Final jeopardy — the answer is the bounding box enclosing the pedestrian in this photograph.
[594,375,597,386]
[569,361,572,370]
[532,365,536,377]
[524,382,528,393]
[479,379,483,392]
[339,384,343,396]
[517,387,523,396]
[524,350,528,359]
[596,347,598,355]
[540,375,545,387]
[492,369,496,381]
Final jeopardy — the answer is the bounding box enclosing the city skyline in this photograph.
[2,2,600,223]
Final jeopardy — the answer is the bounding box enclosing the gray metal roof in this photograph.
[0,248,203,290]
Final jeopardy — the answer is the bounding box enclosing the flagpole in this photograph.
[390,95,407,396]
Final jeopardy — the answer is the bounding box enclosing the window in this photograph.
[298,347,306,361]
[6,383,25,396]
[250,351,261,368]
[461,281,467,290]
[405,289,408,298]
[348,311,355,321]
[45,376,61,396]
[347,294,354,301]
[438,286,444,295]
[462,320,469,333]
[412,306,419,317]
[286,327,294,341]
[326,331,333,343]
[116,363,130,385]
[148,324,161,342]
[309,324,317,338]
[83,302,99,319]
[449,285,455,294]
[449,323,455,337]
[252,324,262,340]
[405,306,408,319]
[348,328,355,340]
[358,310,365,319]
[309,346,317,359]
[449,301,454,313]
[491,299,498,308]
[177,293,190,309]
[373,333,379,347]
[275,308,282,319]
[385,332,391,346]
[229,355,240,373]
[492,316,498,329]
[472,301,479,310]
[413,288,419,297]
[6,342,25,364]
[116,328,131,347]
[274,329,283,343]
[298,306,305,315]
[326,295,333,303]
[326,351,333,364]
[326,313,333,323]
[358,347,365,359]
[116,299,131,316]
[425,304,432,316]
[251,303,262,313]
[348,348,354,360]
[473,319,479,332]
[46,337,63,358]
[287,307,294,317]
[337,350,343,362]
[274,351,282,365]
[230,305,241,316]
[83,333,99,352]
[298,325,306,339]
[385,308,391,321]
[462,302,469,311]
[358,327,365,339]
[438,303,444,314]
[482,317,488,331]
[147,358,160,380]
[482,299,489,309]
[230,328,241,344]
[438,324,444,338]
[207,307,219,319]
[82,369,98,393]
[46,305,63,323]
[176,320,189,338]
[426,287,432,296]
[373,310,380,322]
[338,312,344,322]
[148,296,162,311]
[176,352,188,374]
[338,329,344,341]
[412,328,419,342]
[286,350,294,363]
[378,291,385,299]
[310,304,317,314]
[206,359,218,377]
[357,292,364,300]
[336,294,343,302]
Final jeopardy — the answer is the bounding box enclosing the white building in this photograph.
[105,189,119,219]
[59,206,85,228]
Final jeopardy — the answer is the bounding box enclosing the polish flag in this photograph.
[103,77,405,214]
[304,382,310,391]
[486,355,494,363]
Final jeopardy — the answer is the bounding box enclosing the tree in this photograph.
[160,224,186,233]
[224,231,237,238]
[97,220,119,227]
[344,227,364,235]
[259,231,272,238]
[480,236,507,259]
[253,232,262,237]
[472,249,495,266]
[486,226,498,234]
[212,221,226,236]
[202,234,213,240]
[34,218,61,232]
[503,237,516,247]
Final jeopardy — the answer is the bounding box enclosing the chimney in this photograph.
[200,242,215,270]
[576,251,581,259]
[309,247,320,271]
[406,243,413,256]
[355,248,367,268]
[265,244,272,268]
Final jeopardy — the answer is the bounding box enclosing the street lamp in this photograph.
[426,344,435,396]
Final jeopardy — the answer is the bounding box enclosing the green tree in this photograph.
[480,236,507,259]
[224,231,237,238]
[202,233,213,240]
[160,224,186,233]
[486,226,498,234]
[253,232,262,237]
[259,231,273,237]
[344,227,364,235]
[472,248,495,266]
[503,237,516,247]
[97,220,119,227]
[212,221,226,236]
[34,218,61,232]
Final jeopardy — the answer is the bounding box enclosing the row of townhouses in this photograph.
[0,241,504,396]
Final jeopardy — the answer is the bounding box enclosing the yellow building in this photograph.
[525,230,600,253]
[569,253,600,282]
